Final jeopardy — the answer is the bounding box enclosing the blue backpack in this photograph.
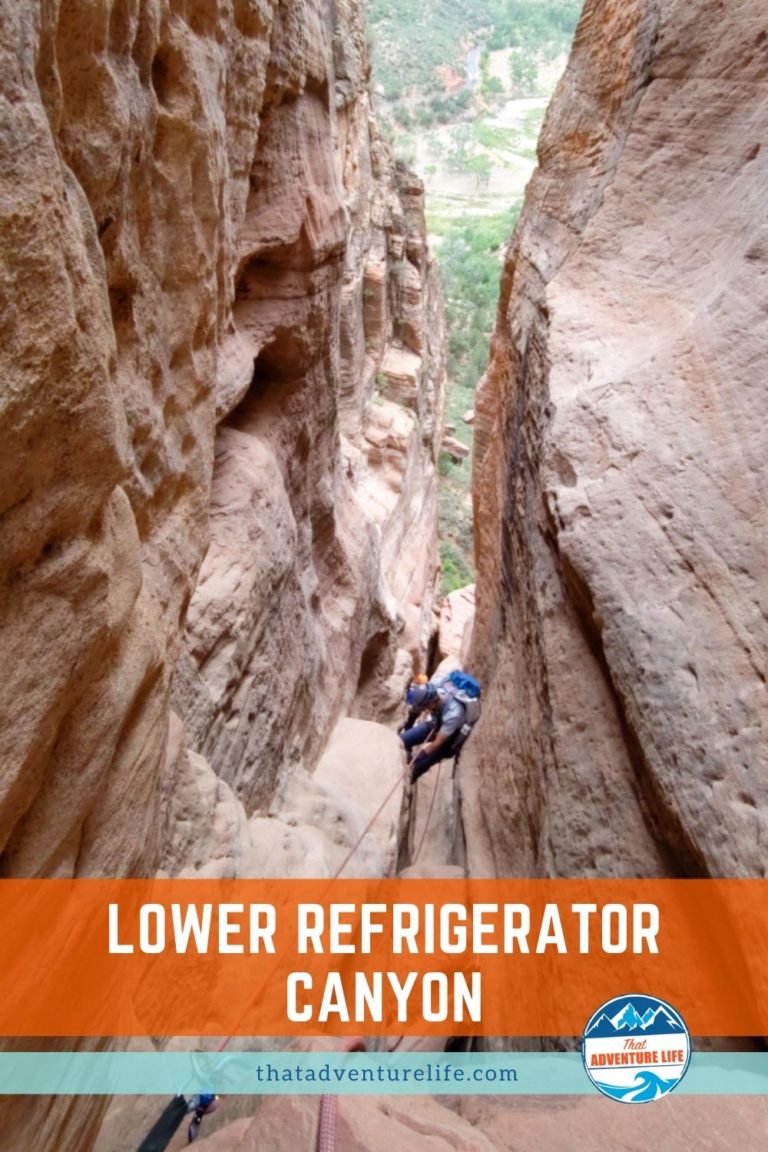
[447,670,481,699]
[440,670,482,747]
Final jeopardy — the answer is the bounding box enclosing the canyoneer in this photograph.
[399,670,481,782]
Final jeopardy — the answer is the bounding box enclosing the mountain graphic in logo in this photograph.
[585,998,684,1039]
[581,994,691,1105]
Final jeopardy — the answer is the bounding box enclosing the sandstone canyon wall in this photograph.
[0,3,444,1147]
[465,0,768,879]
[0,0,444,884]
[5,0,768,1149]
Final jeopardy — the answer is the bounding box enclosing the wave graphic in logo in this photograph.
[582,995,691,1104]
[597,1072,681,1102]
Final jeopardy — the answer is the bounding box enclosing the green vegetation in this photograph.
[432,206,521,402]
[486,0,581,52]
[363,1,579,592]
[473,106,542,164]
[439,478,475,591]
[472,121,520,152]
[365,0,483,98]
[365,0,581,101]
[431,205,522,592]
[508,47,539,94]
[478,48,504,104]
[421,89,472,128]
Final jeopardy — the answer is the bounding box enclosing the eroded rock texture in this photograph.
[169,7,445,811]
[1,0,272,880]
[464,0,768,879]
[160,713,406,879]
[137,1090,768,1152]
[0,0,443,878]
[0,1,442,1147]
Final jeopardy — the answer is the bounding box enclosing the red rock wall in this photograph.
[463,0,768,879]
[1,0,235,878]
[0,0,444,878]
[0,0,444,1148]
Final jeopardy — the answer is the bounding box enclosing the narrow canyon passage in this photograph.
[1,0,767,1150]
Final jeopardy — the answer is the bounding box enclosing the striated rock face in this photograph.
[0,1,442,1149]
[0,0,443,875]
[189,1094,768,1152]
[170,15,445,809]
[464,0,768,878]
[193,1095,496,1152]
[1,0,281,879]
[160,714,405,880]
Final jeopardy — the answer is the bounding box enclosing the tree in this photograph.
[509,48,538,95]
[467,153,492,189]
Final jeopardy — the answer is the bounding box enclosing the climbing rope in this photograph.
[316,1037,367,1152]
[313,750,456,1124]
[410,759,443,866]
[137,749,417,1150]
[331,768,409,880]
[205,764,410,1064]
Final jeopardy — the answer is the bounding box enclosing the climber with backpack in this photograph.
[400,670,481,782]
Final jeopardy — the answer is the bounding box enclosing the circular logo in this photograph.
[581,994,691,1103]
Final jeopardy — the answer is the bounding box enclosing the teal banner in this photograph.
[2,1052,768,1095]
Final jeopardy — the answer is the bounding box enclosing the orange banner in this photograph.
[1,879,766,1036]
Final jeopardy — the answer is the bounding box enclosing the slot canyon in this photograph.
[0,0,766,1149]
